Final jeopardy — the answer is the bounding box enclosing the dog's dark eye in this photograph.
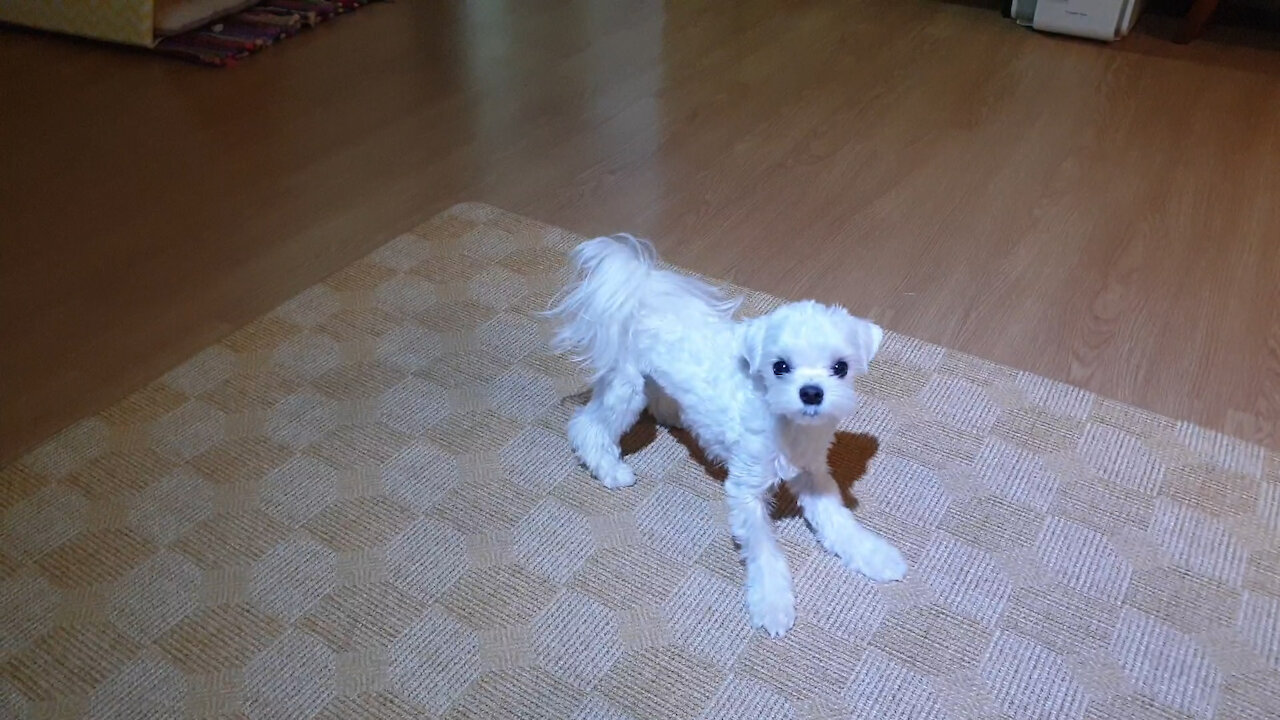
[832,360,849,378]
[772,360,791,376]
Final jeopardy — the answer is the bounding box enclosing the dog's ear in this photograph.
[738,315,769,374]
[832,305,883,375]
[848,318,884,375]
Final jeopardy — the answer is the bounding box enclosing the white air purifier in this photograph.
[1005,0,1145,41]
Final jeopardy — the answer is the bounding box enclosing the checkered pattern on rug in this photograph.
[3,203,1279,719]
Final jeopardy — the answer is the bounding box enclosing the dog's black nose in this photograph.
[799,385,824,406]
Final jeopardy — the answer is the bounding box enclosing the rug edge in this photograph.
[7,202,1277,470]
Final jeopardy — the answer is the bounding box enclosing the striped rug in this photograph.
[156,0,378,67]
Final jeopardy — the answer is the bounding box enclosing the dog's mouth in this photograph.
[793,400,856,424]
[795,406,827,422]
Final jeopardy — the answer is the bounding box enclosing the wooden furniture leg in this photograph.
[1177,0,1222,42]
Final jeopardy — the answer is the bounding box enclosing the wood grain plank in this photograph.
[2,0,1279,460]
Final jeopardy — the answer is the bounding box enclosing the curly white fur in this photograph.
[544,235,906,636]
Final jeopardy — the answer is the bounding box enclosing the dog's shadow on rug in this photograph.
[616,411,879,521]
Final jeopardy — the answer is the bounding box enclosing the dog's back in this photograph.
[544,235,739,378]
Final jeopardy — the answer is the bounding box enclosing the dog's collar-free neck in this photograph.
[773,414,837,478]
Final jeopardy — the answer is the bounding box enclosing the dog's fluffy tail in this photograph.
[544,234,739,377]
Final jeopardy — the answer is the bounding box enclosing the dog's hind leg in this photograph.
[568,367,646,488]
[644,378,682,428]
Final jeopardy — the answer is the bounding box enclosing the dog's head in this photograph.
[739,301,883,425]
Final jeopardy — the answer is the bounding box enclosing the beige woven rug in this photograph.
[2,204,1278,720]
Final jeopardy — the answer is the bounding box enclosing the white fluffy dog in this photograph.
[544,235,906,636]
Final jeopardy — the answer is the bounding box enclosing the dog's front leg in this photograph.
[725,473,794,636]
[788,469,906,582]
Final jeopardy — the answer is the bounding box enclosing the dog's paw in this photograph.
[599,463,636,489]
[747,581,796,637]
[845,537,907,583]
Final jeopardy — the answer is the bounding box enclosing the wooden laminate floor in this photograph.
[1,0,1279,463]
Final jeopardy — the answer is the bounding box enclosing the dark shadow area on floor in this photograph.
[1137,0,1279,51]
[935,0,1278,74]
[617,409,880,521]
